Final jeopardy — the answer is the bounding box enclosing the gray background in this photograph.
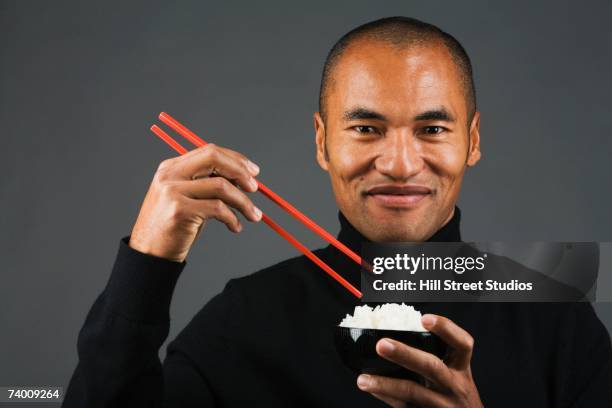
[1,0,611,395]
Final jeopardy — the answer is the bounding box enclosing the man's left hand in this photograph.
[356,314,483,408]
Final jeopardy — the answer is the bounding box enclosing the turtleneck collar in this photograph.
[336,206,462,254]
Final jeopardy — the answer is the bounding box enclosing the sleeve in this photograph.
[554,302,612,407]
[63,236,216,408]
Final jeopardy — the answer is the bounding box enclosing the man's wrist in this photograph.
[127,234,186,263]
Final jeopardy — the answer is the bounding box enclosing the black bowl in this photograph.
[334,326,448,383]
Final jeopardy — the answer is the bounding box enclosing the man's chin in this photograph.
[370,229,428,242]
[361,213,432,242]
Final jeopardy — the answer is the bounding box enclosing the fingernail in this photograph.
[247,160,260,175]
[249,178,258,191]
[378,339,395,353]
[357,374,371,389]
[253,207,262,220]
[422,314,436,328]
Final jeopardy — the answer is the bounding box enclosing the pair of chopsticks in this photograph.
[150,112,362,298]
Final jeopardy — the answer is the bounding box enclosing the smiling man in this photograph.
[64,17,611,407]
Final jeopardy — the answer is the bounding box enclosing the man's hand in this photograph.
[129,144,263,262]
[356,314,483,408]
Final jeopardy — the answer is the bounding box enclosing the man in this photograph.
[64,17,612,407]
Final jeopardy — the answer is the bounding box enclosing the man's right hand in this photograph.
[129,144,263,262]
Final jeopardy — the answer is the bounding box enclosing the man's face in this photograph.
[315,39,481,242]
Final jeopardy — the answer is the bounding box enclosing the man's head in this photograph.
[314,17,481,242]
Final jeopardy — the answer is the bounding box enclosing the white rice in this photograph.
[339,303,427,331]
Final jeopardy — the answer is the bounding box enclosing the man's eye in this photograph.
[422,126,445,135]
[353,126,377,134]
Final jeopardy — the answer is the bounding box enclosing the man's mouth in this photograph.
[365,184,432,208]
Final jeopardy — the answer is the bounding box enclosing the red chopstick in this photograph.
[150,114,362,299]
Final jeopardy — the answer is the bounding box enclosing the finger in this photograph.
[187,197,242,233]
[189,144,260,180]
[422,314,474,369]
[174,178,262,222]
[370,392,407,408]
[357,374,450,408]
[168,144,259,193]
[168,143,259,176]
[376,338,454,389]
[213,145,260,176]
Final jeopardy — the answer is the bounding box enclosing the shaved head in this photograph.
[319,16,476,124]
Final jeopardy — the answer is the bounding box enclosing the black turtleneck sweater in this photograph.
[64,208,612,407]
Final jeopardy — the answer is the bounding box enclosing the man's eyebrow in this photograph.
[343,108,387,121]
[413,108,456,122]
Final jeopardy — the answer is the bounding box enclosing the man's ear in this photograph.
[314,112,329,171]
[467,111,481,167]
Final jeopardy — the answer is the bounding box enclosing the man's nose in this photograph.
[374,130,424,180]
